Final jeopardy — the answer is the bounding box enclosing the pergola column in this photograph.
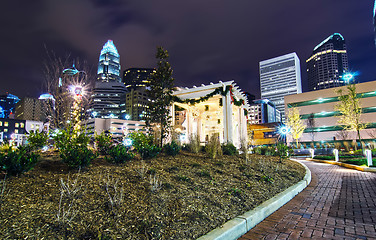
[223,91,233,143]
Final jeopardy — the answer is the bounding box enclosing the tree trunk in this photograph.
[357,129,363,150]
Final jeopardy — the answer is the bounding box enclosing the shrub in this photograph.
[341,158,367,166]
[163,141,181,156]
[106,145,134,164]
[205,134,222,159]
[54,126,96,168]
[95,131,113,155]
[0,145,39,176]
[129,132,161,159]
[139,144,161,159]
[54,126,90,151]
[254,146,277,156]
[27,131,49,150]
[276,143,289,162]
[60,144,97,168]
[265,147,276,156]
[222,142,237,156]
[188,134,200,154]
[128,132,153,151]
[313,155,335,160]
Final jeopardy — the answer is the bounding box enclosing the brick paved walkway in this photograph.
[239,160,376,240]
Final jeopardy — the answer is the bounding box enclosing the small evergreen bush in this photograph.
[276,143,289,162]
[0,145,39,176]
[129,132,161,159]
[163,141,181,156]
[60,144,97,168]
[27,131,49,150]
[139,144,161,159]
[95,131,113,155]
[107,144,134,164]
[222,142,237,156]
[53,125,95,168]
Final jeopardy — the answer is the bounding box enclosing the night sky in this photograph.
[1,0,376,99]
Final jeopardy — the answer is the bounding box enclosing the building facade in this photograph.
[123,68,155,90]
[0,119,48,146]
[248,99,280,124]
[248,122,279,146]
[0,93,20,119]
[84,118,146,138]
[122,68,155,121]
[306,33,349,91]
[284,81,376,149]
[90,81,127,119]
[15,97,46,121]
[260,52,302,122]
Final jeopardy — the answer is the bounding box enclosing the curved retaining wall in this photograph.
[197,160,311,240]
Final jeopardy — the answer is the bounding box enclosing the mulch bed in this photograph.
[0,151,305,239]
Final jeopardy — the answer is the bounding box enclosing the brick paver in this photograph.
[239,160,376,240]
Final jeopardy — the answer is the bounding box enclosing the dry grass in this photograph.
[0,151,305,239]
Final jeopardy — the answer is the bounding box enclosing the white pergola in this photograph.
[172,81,250,147]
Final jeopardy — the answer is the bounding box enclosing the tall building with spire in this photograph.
[306,33,349,91]
[90,40,126,119]
[97,40,121,82]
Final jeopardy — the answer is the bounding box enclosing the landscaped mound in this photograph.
[0,152,305,239]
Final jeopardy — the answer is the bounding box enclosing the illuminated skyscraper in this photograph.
[259,52,302,122]
[97,40,121,82]
[306,33,349,91]
[91,40,126,118]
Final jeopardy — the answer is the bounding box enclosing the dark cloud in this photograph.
[0,0,375,99]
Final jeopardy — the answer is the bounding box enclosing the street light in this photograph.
[277,125,290,143]
[342,71,359,84]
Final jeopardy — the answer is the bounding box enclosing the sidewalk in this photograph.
[238,160,376,240]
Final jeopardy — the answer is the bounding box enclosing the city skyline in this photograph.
[1,1,375,99]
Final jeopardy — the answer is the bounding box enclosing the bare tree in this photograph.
[335,84,367,148]
[367,129,376,139]
[336,129,350,140]
[306,113,316,143]
[42,49,94,130]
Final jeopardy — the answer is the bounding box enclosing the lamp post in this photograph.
[69,84,84,132]
[63,63,87,133]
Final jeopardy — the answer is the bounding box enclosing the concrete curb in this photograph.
[197,160,311,240]
[306,158,376,173]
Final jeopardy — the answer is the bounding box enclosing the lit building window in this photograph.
[15,129,18,134]
[15,123,19,128]
[0,122,2,126]
[4,122,8,127]
[4,129,8,132]
[20,123,24,128]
